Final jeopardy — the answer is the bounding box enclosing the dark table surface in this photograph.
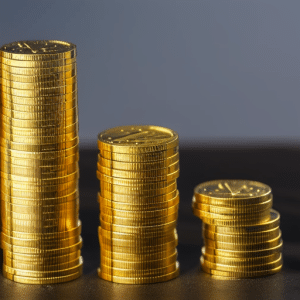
[1,144,300,300]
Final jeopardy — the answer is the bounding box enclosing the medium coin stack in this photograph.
[97,125,180,284]
[0,40,83,284]
[192,180,283,279]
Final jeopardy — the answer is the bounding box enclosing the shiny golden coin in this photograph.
[201,254,282,272]
[99,191,179,210]
[3,249,81,264]
[0,69,77,84]
[100,146,179,162]
[5,257,81,272]
[2,269,82,284]
[99,230,177,247]
[98,152,179,171]
[194,180,272,206]
[100,262,177,277]
[100,203,179,219]
[98,161,179,179]
[192,197,273,214]
[1,89,77,105]
[3,257,83,278]
[1,105,77,120]
[0,64,76,77]
[1,56,76,68]
[1,76,76,90]
[1,233,81,249]
[203,240,283,258]
[203,227,281,244]
[98,263,179,284]
[100,251,177,270]
[99,227,177,240]
[98,125,178,154]
[100,180,177,196]
[201,247,281,267]
[1,238,82,254]
[100,248,177,262]
[204,234,282,251]
[2,220,81,240]
[203,209,280,234]
[100,218,177,234]
[0,40,76,60]
[193,207,271,226]
[97,169,179,184]
[100,211,178,226]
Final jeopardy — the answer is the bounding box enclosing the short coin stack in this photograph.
[192,180,283,279]
[0,40,83,284]
[97,125,180,284]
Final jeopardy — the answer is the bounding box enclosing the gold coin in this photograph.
[1,89,77,105]
[0,187,78,200]
[100,251,177,270]
[201,247,281,267]
[193,207,270,226]
[0,63,76,76]
[1,105,77,119]
[192,197,273,214]
[1,76,76,90]
[98,152,179,170]
[98,262,179,284]
[2,220,81,239]
[0,40,76,60]
[194,180,272,206]
[99,191,179,209]
[200,254,282,272]
[100,203,179,219]
[202,209,280,234]
[100,261,177,277]
[98,125,178,154]
[2,83,77,97]
[3,257,83,278]
[97,169,179,184]
[204,234,282,251]
[1,56,76,68]
[1,233,81,249]
[3,249,81,264]
[203,226,281,244]
[5,257,81,272]
[100,219,177,234]
[99,226,177,240]
[98,161,179,179]
[100,211,178,226]
[100,248,177,262]
[100,180,177,195]
[3,269,82,284]
[99,146,179,162]
[99,229,177,246]
[1,238,83,254]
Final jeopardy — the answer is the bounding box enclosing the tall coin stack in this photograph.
[0,40,83,284]
[97,125,180,284]
[192,180,283,279]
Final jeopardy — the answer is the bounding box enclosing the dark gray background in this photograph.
[1,0,299,142]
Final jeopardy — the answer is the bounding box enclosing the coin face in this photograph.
[1,40,75,55]
[98,125,178,152]
[195,180,271,199]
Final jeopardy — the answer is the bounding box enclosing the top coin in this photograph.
[0,40,76,60]
[194,180,272,204]
[97,125,179,154]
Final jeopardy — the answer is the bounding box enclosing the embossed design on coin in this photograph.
[195,180,271,199]
[1,40,75,54]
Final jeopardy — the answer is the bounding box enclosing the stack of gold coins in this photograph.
[192,180,283,279]
[96,125,180,284]
[0,40,83,284]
